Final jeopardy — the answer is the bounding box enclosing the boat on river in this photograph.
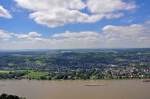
[143,79,150,82]
[85,84,105,86]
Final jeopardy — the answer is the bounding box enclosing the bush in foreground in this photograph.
[0,93,25,99]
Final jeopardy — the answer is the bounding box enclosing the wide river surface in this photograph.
[0,80,150,99]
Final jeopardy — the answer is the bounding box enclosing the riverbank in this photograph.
[0,70,150,80]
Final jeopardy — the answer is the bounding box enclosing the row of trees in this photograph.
[1,68,149,80]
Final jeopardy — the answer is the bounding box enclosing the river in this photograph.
[0,80,150,99]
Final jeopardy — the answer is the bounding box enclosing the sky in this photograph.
[0,0,150,50]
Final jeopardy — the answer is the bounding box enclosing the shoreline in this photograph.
[0,78,149,81]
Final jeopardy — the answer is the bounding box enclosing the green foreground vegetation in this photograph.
[0,93,25,99]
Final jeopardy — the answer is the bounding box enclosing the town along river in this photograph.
[0,80,150,99]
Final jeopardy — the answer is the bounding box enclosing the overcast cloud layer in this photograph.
[0,0,150,49]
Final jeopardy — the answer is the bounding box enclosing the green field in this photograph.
[0,70,13,74]
[24,70,49,79]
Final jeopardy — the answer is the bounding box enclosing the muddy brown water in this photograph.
[0,80,150,99]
